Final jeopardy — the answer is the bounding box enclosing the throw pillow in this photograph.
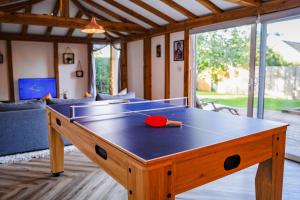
[96,91,135,101]
[42,93,52,101]
[84,91,92,98]
[47,97,94,105]
[118,88,128,95]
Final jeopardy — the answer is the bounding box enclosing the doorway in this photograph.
[258,17,300,160]
[194,16,300,161]
[195,24,257,117]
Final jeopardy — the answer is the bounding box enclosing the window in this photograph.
[94,45,111,94]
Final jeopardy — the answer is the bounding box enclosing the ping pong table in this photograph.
[46,98,288,200]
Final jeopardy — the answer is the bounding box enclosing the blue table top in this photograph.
[48,99,287,162]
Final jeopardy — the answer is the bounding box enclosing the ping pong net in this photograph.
[69,97,188,122]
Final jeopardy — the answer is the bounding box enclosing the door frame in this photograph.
[193,23,258,116]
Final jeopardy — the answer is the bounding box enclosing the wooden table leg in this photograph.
[255,131,286,200]
[127,164,174,200]
[48,126,64,177]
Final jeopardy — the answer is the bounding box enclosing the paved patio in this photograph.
[237,108,300,160]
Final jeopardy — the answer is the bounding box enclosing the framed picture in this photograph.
[76,70,84,78]
[156,45,161,57]
[63,53,75,64]
[173,40,184,61]
[0,54,3,64]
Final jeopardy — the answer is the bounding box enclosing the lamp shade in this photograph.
[81,17,105,34]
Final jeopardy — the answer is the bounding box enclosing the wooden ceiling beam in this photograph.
[196,0,223,14]
[103,0,160,28]
[0,11,146,32]
[0,32,109,43]
[224,0,260,7]
[72,0,106,21]
[60,0,69,17]
[0,0,44,12]
[104,32,116,42]
[45,0,60,36]
[160,0,197,19]
[81,0,130,23]
[21,5,31,35]
[129,0,177,24]
[66,10,82,37]
[0,0,23,5]
[125,0,300,41]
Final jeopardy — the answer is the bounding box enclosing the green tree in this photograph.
[265,48,293,66]
[95,57,110,94]
[197,27,250,73]
[197,27,298,92]
[197,27,250,90]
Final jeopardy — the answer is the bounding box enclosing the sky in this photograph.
[267,17,300,63]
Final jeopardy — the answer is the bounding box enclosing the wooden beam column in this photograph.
[53,42,60,98]
[184,29,190,101]
[60,0,69,18]
[6,40,14,101]
[120,40,127,90]
[143,37,151,100]
[87,43,93,94]
[46,0,60,36]
[21,5,32,36]
[164,33,170,99]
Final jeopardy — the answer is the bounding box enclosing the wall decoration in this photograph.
[63,47,75,64]
[156,44,161,57]
[0,52,3,64]
[75,61,84,78]
[61,90,68,99]
[173,40,184,61]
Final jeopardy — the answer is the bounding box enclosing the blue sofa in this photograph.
[0,101,70,156]
[0,92,136,156]
[0,108,50,156]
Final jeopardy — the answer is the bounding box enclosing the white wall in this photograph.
[0,40,9,101]
[12,41,54,100]
[58,43,88,99]
[151,35,165,100]
[126,31,185,100]
[127,40,144,98]
[0,41,89,101]
[170,31,184,98]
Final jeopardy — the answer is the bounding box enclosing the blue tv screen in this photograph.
[18,78,57,100]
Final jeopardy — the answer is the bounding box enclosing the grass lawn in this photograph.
[197,91,300,111]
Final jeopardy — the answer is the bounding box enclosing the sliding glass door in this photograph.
[195,24,256,117]
[193,10,300,162]
[259,17,300,160]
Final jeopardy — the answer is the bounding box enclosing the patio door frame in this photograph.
[256,8,300,119]
[247,24,258,117]
[191,18,258,117]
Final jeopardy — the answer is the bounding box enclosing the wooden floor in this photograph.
[0,151,299,200]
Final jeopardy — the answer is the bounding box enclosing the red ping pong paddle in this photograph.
[145,116,182,127]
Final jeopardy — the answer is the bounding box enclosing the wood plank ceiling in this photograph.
[0,0,299,43]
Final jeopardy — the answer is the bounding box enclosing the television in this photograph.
[18,78,57,100]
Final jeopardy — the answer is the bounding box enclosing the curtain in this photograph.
[89,49,97,98]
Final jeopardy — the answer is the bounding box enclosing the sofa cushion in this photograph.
[96,91,136,101]
[47,97,94,105]
[0,100,46,112]
[118,88,128,95]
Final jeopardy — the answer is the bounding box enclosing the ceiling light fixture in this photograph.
[81,17,105,34]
